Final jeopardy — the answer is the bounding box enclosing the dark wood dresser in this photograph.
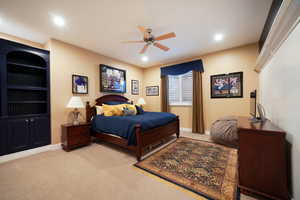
[237,117,289,200]
[61,122,91,151]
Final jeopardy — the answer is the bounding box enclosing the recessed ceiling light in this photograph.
[214,33,224,41]
[141,56,148,62]
[52,15,65,27]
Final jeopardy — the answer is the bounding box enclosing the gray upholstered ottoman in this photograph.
[210,116,238,148]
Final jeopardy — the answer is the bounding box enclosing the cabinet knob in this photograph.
[25,119,29,122]
[30,119,34,122]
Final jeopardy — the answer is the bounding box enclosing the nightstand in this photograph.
[61,122,91,151]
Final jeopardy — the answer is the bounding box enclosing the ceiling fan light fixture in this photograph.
[123,26,175,54]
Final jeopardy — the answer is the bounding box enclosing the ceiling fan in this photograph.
[122,26,176,54]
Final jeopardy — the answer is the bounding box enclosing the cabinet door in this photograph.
[0,54,7,117]
[7,118,31,153]
[30,116,50,147]
[0,119,7,155]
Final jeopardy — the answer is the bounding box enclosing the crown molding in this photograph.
[256,0,300,72]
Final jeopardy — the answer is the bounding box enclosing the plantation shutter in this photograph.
[182,71,193,102]
[168,75,180,103]
[168,71,193,104]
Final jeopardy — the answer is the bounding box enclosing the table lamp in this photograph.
[137,97,146,109]
[67,96,84,125]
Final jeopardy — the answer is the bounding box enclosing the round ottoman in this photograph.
[210,116,238,148]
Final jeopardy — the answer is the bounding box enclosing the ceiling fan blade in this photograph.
[121,40,144,43]
[153,42,169,51]
[137,25,149,38]
[140,44,150,54]
[155,32,176,41]
[137,25,146,34]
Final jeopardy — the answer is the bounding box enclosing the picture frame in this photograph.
[100,64,126,93]
[72,75,88,94]
[210,72,243,98]
[131,80,139,95]
[146,86,159,96]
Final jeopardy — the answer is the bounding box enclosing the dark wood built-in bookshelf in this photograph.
[0,39,51,156]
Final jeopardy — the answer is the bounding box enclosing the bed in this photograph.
[86,94,180,161]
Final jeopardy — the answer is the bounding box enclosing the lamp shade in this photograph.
[137,97,146,105]
[67,96,84,108]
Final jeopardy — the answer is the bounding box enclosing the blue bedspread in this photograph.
[92,112,177,145]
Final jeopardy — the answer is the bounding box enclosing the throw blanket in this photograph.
[92,112,177,145]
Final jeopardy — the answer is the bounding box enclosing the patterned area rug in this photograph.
[134,137,238,200]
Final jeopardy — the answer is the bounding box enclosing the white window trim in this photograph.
[169,102,192,106]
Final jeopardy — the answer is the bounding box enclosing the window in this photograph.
[168,71,193,105]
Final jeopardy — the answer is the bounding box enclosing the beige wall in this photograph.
[49,39,143,144]
[142,66,161,111]
[143,43,259,131]
[0,34,144,144]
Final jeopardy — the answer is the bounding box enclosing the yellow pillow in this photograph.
[102,105,116,116]
[103,109,114,116]
[102,104,127,116]
[125,104,137,115]
[95,106,103,115]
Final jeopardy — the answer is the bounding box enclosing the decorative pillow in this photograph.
[102,105,115,116]
[104,101,129,105]
[125,104,137,115]
[102,104,127,116]
[135,105,144,115]
[123,107,135,116]
[95,106,103,115]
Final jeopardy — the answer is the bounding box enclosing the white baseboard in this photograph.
[180,128,210,135]
[205,130,210,135]
[0,143,61,164]
[180,127,192,132]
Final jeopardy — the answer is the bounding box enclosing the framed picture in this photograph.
[100,64,126,93]
[131,80,139,95]
[72,75,88,94]
[146,86,159,96]
[211,72,243,98]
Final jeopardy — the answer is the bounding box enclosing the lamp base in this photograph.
[71,108,81,125]
[72,119,80,125]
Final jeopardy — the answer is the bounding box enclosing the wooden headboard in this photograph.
[86,94,131,122]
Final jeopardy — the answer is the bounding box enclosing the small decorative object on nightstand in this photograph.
[137,97,146,109]
[67,96,84,125]
[61,122,91,151]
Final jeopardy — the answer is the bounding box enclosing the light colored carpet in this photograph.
[0,132,256,200]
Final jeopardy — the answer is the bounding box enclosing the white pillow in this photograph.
[96,106,103,115]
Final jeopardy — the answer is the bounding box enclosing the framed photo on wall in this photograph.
[210,72,243,98]
[72,75,88,94]
[146,86,159,96]
[100,64,126,93]
[131,80,139,95]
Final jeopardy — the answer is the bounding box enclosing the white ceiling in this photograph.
[0,0,272,67]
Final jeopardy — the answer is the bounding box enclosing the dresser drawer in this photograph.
[68,126,90,137]
[68,133,90,146]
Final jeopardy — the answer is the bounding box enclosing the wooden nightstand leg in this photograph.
[62,144,70,152]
